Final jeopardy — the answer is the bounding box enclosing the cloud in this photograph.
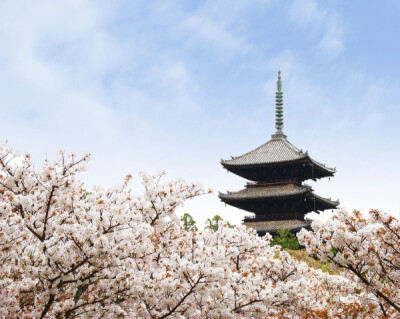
[0,2,123,130]
[289,0,326,27]
[0,0,219,197]
[289,0,344,57]
[0,0,399,227]
[316,14,343,57]
[183,16,243,53]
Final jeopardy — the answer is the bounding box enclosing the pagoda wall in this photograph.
[225,162,329,182]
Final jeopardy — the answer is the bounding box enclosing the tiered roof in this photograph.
[221,136,335,176]
[244,219,312,233]
[219,184,338,207]
[220,184,306,199]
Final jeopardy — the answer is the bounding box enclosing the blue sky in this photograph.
[1,0,399,227]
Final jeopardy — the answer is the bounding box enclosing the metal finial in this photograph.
[277,70,282,91]
[275,70,284,134]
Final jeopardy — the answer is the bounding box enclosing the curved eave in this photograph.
[308,157,336,176]
[218,192,306,201]
[310,192,340,207]
[221,156,307,168]
[221,156,336,175]
[220,137,307,167]
[219,187,339,208]
[218,186,309,201]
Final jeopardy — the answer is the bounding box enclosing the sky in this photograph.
[0,0,399,227]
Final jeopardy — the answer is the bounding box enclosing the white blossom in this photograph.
[0,144,389,318]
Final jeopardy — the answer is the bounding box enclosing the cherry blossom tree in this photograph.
[298,209,400,318]
[0,143,384,318]
[0,144,205,318]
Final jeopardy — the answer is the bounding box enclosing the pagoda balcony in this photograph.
[244,215,281,223]
[246,178,302,187]
[243,215,270,222]
[243,213,308,223]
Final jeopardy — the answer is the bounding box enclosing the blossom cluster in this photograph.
[298,209,400,318]
[0,144,394,318]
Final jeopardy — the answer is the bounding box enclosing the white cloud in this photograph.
[179,0,277,60]
[146,61,201,112]
[0,1,217,220]
[0,2,122,123]
[289,0,344,57]
[0,0,399,229]
[183,16,243,52]
[289,0,326,27]
[316,14,344,57]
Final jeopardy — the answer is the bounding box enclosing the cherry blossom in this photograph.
[0,144,385,318]
[298,209,400,318]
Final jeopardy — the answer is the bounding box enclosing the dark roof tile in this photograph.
[221,136,336,174]
[222,137,305,165]
[219,184,339,206]
[219,184,307,199]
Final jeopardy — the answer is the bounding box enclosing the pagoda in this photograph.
[219,71,339,236]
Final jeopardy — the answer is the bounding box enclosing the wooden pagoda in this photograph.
[219,71,339,236]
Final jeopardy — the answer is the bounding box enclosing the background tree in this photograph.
[180,212,198,232]
[205,214,230,232]
[270,228,299,250]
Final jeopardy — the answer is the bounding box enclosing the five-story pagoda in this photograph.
[219,71,339,236]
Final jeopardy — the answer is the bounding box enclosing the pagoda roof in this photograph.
[221,136,336,175]
[219,184,339,207]
[244,219,311,233]
[220,184,306,199]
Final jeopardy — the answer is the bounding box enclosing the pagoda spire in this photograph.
[272,70,286,138]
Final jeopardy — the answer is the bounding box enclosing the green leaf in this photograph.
[270,228,299,250]
[180,213,198,232]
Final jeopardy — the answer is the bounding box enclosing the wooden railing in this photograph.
[243,215,268,222]
[246,178,301,187]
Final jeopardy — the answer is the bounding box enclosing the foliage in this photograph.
[0,144,396,318]
[205,214,229,232]
[284,249,339,275]
[298,209,400,318]
[270,228,299,250]
[180,213,198,232]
